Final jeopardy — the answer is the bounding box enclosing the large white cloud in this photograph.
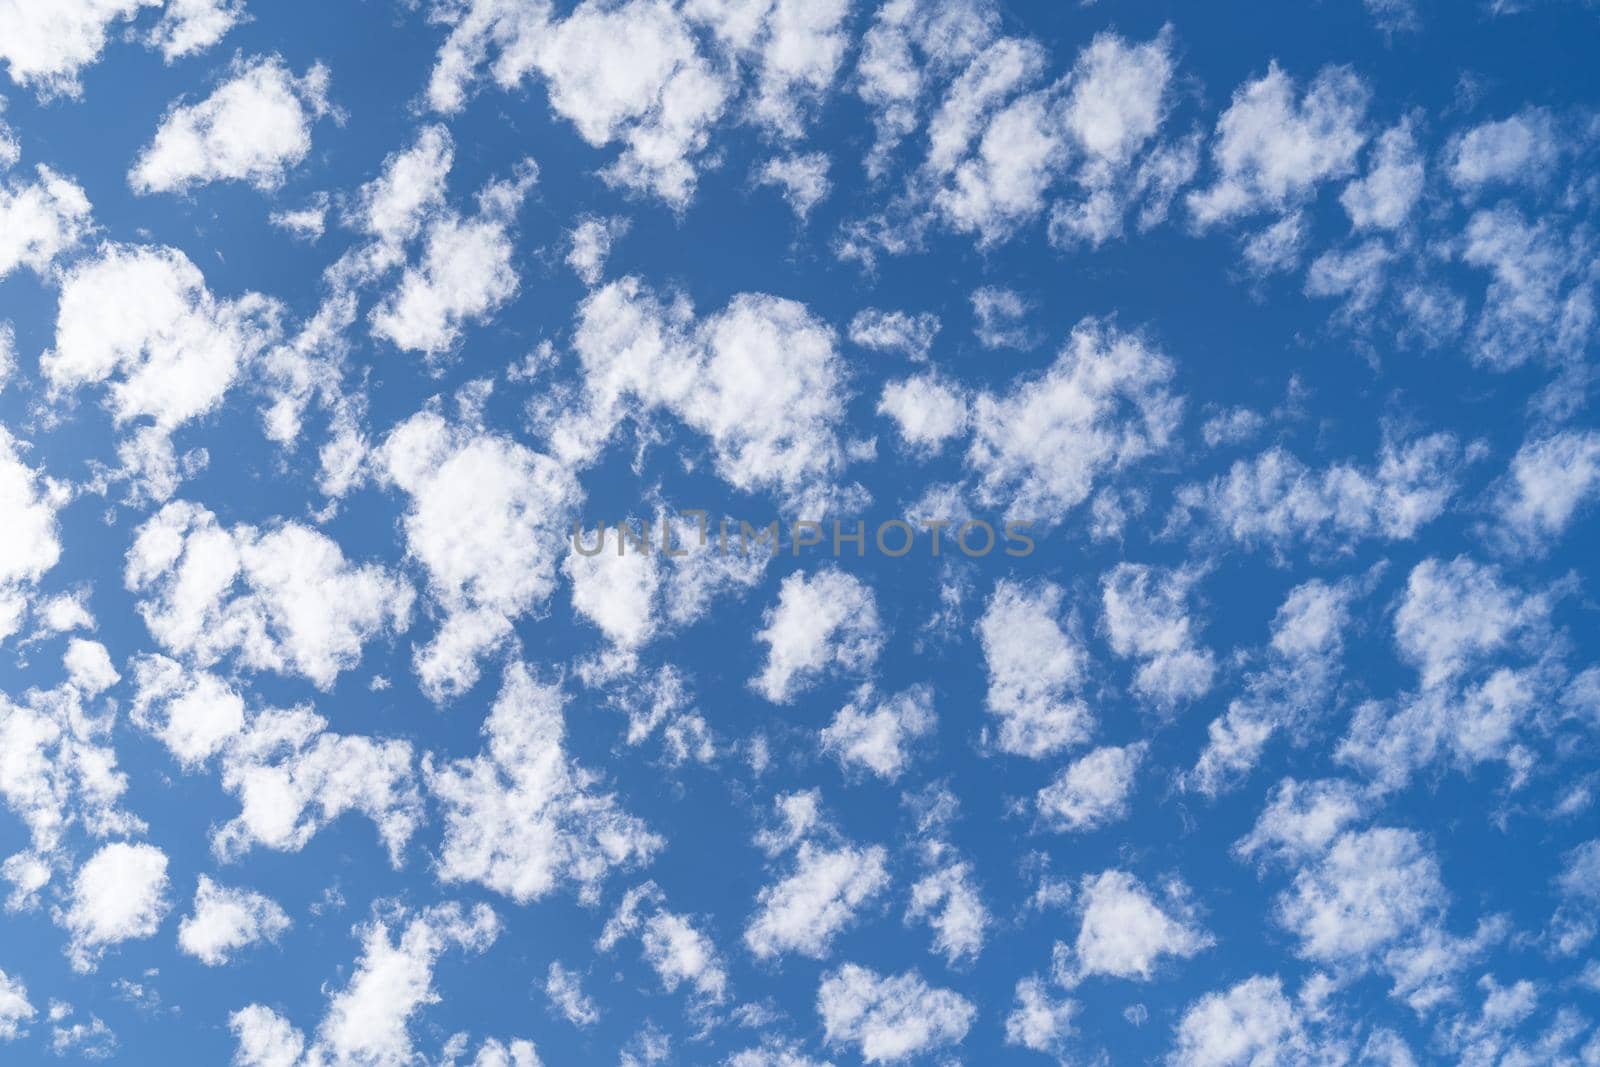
[57,841,170,972]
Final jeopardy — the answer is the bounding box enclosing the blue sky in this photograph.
[1,0,1599,1064]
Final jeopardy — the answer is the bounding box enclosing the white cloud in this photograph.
[905,860,988,964]
[817,964,974,1064]
[848,308,940,361]
[691,0,850,139]
[1275,827,1447,966]
[147,0,245,61]
[1495,430,1600,550]
[599,882,728,1005]
[746,839,889,960]
[1101,563,1215,710]
[212,703,424,866]
[378,409,580,701]
[978,578,1091,758]
[752,569,883,704]
[1341,118,1424,231]
[1233,778,1367,865]
[231,902,499,1067]
[970,286,1031,349]
[1188,63,1369,228]
[821,686,936,781]
[1175,434,1462,552]
[425,662,661,904]
[968,318,1181,524]
[0,0,157,96]
[42,242,283,434]
[877,374,969,454]
[1168,975,1310,1067]
[130,55,333,194]
[0,165,93,280]
[1459,203,1594,369]
[1188,579,1357,794]
[1448,109,1560,191]
[1056,870,1212,984]
[268,195,327,242]
[556,278,857,510]
[0,968,34,1041]
[1391,556,1545,690]
[129,655,244,767]
[567,214,629,287]
[544,962,599,1027]
[430,0,731,206]
[177,875,290,965]
[57,841,170,972]
[125,500,413,689]
[1004,975,1076,1057]
[1037,742,1146,832]
[371,161,537,357]
[754,151,831,220]
[0,427,70,642]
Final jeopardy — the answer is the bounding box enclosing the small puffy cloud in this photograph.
[1168,975,1309,1067]
[968,318,1181,524]
[1391,556,1545,690]
[544,962,599,1027]
[557,279,856,510]
[821,686,936,781]
[1448,109,1560,192]
[970,286,1031,349]
[849,308,939,361]
[230,902,499,1067]
[0,968,34,1041]
[177,875,291,966]
[371,161,538,357]
[57,842,170,972]
[1101,563,1215,710]
[0,0,156,96]
[378,410,580,701]
[0,427,71,640]
[125,500,413,689]
[212,704,424,866]
[1275,827,1447,966]
[752,569,883,704]
[754,152,831,220]
[905,860,989,965]
[268,195,327,241]
[877,374,969,454]
[130,55,333,194]
[0,165,93,280]
[1494,429,1600,551]
[599,883,728,1006]
[1341,118,1424,231]
[1175,434,1462,553]
[42,242,283,433]
[567,214,629,287]
[425,662,661,905]
[1004,975,1076,1057]
[1037,742,1146,833]
[1188,63,1369,228]
[1056,870,1212,984]
[129,656,245,767]
[978,578,1091,758]
[147,0,246,61]
[816,964,975,1064]
[1233,778,1367,865]
[746,839,889,961]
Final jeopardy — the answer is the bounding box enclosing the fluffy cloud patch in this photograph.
[817,964,974,1064]
[1056,870,1212,984]
[0,968,33,1042]
[1494,429,1600,551]
[177,875,291,965]
[752,569,883,704]
[125,501,412,689]
[821,686,936,781]
[967,318,1181,523]
[57,842,170,972]
[746,807,890,961]
[130,55,333,194]
[425,662,661,904]
[1101,563,1215,710]
[0,165,93,279]
[978,578,1091,758]
[848,308,940,361]
[1036,742,1146,832]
